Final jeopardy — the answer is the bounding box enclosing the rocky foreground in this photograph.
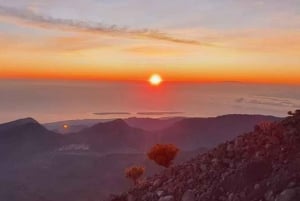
[106,111,300,201]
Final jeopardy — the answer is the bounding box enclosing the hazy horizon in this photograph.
[1,79,299,123]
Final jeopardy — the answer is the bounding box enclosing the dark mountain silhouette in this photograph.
[0,114,284,201]
[0,117,38,132]
[44,118,114,134]
[66,115,281,153]
[107,112,300,201]
[124,117,184,131]
[158,114,281,149]
[44,117,183,134]
[67,119,157,153]
[0,118,62,160]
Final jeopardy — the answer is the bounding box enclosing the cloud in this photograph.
[137,112,184,116]
[0,5,204,45]
[0,33,106,52]
[92,112,184,116]
[125,46,187,56]
[235,97,245,103]
[235,96,300,108]
[93,112,131,115]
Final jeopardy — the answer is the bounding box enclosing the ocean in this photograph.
[0,79,299,123]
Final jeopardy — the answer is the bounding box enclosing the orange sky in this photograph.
[0,1,300,84]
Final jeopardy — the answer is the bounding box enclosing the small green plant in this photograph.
[125,166,145,185]
[147,144,179,168]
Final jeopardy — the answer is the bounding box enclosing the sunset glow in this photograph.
[149,74,163,86]
[0,1,299,84]
[1,2,300,200]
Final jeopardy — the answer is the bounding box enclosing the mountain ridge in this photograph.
[0,114,287,201]
[0,117,39,132]
[106,112,300,201]
[157,114,281,149]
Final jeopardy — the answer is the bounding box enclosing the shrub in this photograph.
[147,144,179,168]
[125,166,145,185]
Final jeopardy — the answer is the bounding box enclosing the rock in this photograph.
[265,143,272,149]
[187,179,193,185]
[156,190,164,197]
[275,188,300,201]
[158,195,174,201]
[288,181,297,188]
[239,192,246,198]
[127,194,135,201]
[107,113,300,201]
[200,164,207,171]
[228,193,234,201]
[212,158,219,164]
[181,190,195,201]
[255,151,264,158]
[254,183,260,190]
[141,192,157,200]
[153,179,162,187]
[265,190,274,201]
[227,143,234,152]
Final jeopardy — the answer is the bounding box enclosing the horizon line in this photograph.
[1,77,300,86]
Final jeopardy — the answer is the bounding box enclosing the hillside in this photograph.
[0,114,285,201]
[47,115,281,153]
[157,114,281,149]
[124,117,184,131]
[67,119,156,153]
[0,118,62,160]
[44,119,115,134]
[107,111,300,201]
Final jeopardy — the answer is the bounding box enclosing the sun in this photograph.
[149,74,163,86]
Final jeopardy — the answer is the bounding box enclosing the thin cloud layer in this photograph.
[235,96,300,108]
[93,112,131,115]
[137,112,184,116]
[0,5,202,45]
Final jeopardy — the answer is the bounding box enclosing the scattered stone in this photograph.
[275,188,300,201]
[156,190,164,197]
[265,190,274,201]
[153,179,162,187]
[254,183,260,190]
[158,195,174,201]
[288,181,296,188]
[228,193,234,201]
[107,112,300,201]
[187,179,193,185]
[181,190,195,201]
[127,194,135,201]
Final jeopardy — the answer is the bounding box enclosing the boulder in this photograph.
[181,190,195,201]
[158,195,174,201]
[275,188,300,201]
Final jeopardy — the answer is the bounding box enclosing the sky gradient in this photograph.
[0,0,299,83]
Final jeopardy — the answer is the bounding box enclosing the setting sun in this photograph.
[149,74,163,86]
[0,1,299,201]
